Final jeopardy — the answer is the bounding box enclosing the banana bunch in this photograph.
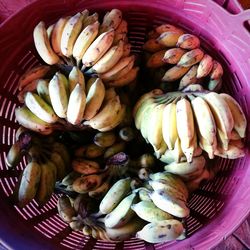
[133,90,246,163]
[6,127,70,207]
[32,9,138,88]
[143,23,223,92]
[15,69,127,134]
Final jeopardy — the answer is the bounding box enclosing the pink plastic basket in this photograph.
[0,0,250,249]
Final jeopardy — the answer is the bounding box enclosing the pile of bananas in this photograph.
[6,127,70,207]
[57,175,190,243]
[33,9,138,88]
[16,69,127,134]
[143,24,223,92]
[134,90,246,163]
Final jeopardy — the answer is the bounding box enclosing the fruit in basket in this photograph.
[15,70,126,133]
[136,219,184,243]
[32,9,138,88]
[133,90,246,162]
[144,23,224,92]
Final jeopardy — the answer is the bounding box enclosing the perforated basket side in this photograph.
[0,1,250,250]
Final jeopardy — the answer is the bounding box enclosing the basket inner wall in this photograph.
[0,1,249,249]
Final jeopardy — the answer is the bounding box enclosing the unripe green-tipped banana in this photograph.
[83,78,105,120]
[136,219,184,243]
[132,200,173,223]
[36,79,51,105]
[66,84,86,125]
[18,161,41,207]
[150,190,190,218]
[61,12,84,57]
[15,106,54,135]
[49,72,68,118]
[104,193,137,228]
[24,92,58,123]
[99,177,131,214]
[68,66,85,93]
[33,21,60,65]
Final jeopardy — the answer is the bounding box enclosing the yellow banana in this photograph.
[51,16,70,55]
[86,95,121,130]
[203,92,234,146]
[176,98,194,149]
[15,106,54,135]
[47,24,54,40]
[191,96,217,159]
[146,50,166,68]
[6,142,23,168]
[214,143,245,159]
[82,29,115,68]
[103,141,126,159]
[220,93,247,138]
[177,48,204,67]
[18,65,50,91]
[105,67,139,87]
[162,102,178,150]
[61,12,84,57]
[162,48,186,64]
[100,55,135,82]
[68,66,85,93]
[176,34,200,49]
[66,84,86,125]
[33,21,60,65]
[24,92,58,123]
[72,21,99,65]
[100,9,122,33]
[103,87,117,102]
[48,72,68,118]
[162,66,190,82]
[113,19,128,44]
[155,24,184,35]
[98,104,126,132]
[197,54,213,78]
[94,131,116,147]
[83,78,105,120]
[89,40,124,74]
[157,30,184,47]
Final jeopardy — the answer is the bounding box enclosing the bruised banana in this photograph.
[162,48,186,64]
[113,19,128,44]
[72,21,99,65]
[210,60,223,80]
[88,181,110,199]
[61,12,84,57]
[146,50,166,68]
[94,131,116,148]
[82,29,115,68]
[214,143,245,159]
[18,161,41,207]
[197,54,213,78]
[83,78,105,120]
[57,195,76,222]
[104,193,137,228]
[136,219,184,243]
[177,48,204,67]
[24,92,58,123]
[99,177,131,214]
[83,12,98,28]
[132,200,173,223]
[33,21,60,65]
[66,84,86,125]
[15,106,54,135]
[143,38,165,53]
[179,65,199,90]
